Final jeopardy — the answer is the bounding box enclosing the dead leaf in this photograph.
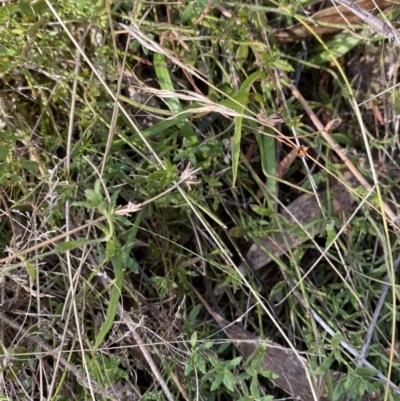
[245,172,359,269]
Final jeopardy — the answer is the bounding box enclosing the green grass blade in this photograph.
[232,115,242,187]
[153,53,199,147]
[93,269,125,352]
[232,71,267,187]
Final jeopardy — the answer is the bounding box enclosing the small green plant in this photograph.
[333,367,379,401]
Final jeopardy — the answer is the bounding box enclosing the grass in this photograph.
[1,0,400,400]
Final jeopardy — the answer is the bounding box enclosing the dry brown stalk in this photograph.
[333,0,400,45]
[274,0,400,43]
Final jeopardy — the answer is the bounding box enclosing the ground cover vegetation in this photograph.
[1,0,400,400]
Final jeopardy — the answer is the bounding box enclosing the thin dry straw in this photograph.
[333,0,400,45]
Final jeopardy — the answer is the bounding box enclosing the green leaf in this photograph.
[232,115,242,187]
[258,369,278,379]
[180,0,203,22]
[25,262,36,281]
[0,147,9,161]
[54,240,80,252]
[150,275,177,299]
[240,379,249,396]
[250,205,272,217]
[208,353,219,368]
[93,269,125,351]
[199,341,214,350]
[20,160,39,171]
[190,331,198,348]
[71,201,93,209]
[270,58,294,71]
[239,71,265,93]
[230,70,266,187]
[164,158,175,178]
[237,372,251,382]
[153,53,198,147]
[331,332,341,348]
[84,181,104,207]
[197,356,207,374]
[31,0,47,13]
[226,356,242,369]
[0,4,19,23]
[358,385,365,397]
[332,381,346,401]
[107,239,116,260]
[250,375,261,399]
[140,103,196,138]
[210,373,224,391]
[312,353,333,375]
[308,35,363,65]
[181,4,195,22]
[189,303,202,320]
[19,0,35,19]
[125,255,139,274]
[244,344,267,370]
[93,222,111,236]
[223,371,236,392]
[269,281,286,301]
[184,357,194,376]
[190,197,226,227]
[259,126,277,207]
[236,45,249,69]
[324,220,336,247]
[229,226,247,238]
[109,190,120,213]
[147,170,168,181]
[354,367,377,378]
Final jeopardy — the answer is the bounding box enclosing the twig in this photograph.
[284,72,399,225]
[119,307,175,401]
[358,252,400,365]
[275,265,400,394]
[333,0,400,46]
[309,307,400,394]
